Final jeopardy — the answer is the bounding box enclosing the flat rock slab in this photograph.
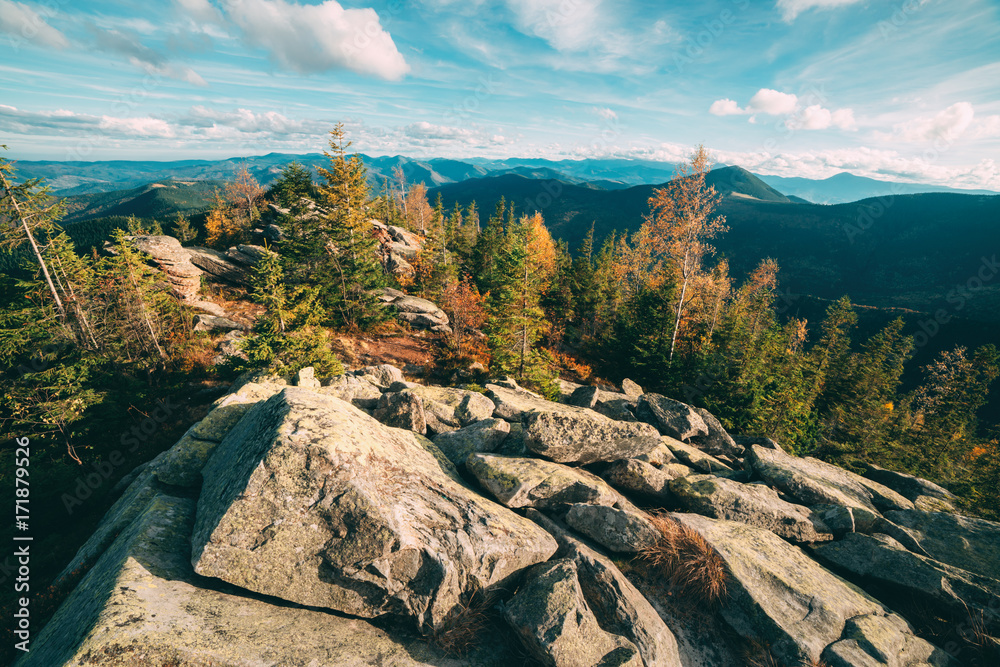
[636,394,708,441]
[319,374,384,409]
[602,458,680,500]
[661,437,733,473]
[669,474,833,544]
[883,509,1000,582]
[486,384,585,422]
[747,445,912,516]
[565,503,661,553]
[527,510,683,667]
[863,464,956,502]
[523,410,661,465]
[671,513,887,665]
[504,558,642,667]
[822,613,955,667]
[690,407,743,458]
[23,494,500,667]
[467,453,624,509]
[192,389,556,630]
[813,532,1000,629]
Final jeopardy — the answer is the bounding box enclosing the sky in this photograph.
[1,0,999,189]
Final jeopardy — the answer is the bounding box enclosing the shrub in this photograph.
[638,511,727,606]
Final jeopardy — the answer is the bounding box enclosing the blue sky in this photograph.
[1,0,999,188]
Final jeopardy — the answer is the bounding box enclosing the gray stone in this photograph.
[192,389,557,631]
[883,509,1000,581]
[863,464,956,502]
[822,613,955,667]
[466,454,624,510]
[621,378,643,398]
[523,410,662,465]
[671,512,887,666]
[192,314,245,332]
[319,374,384,409]
[669,475,834,544]
[26,493,508,667]
[349,363,405,388]
[504,559,642,667]
[690,407,742,458]
[636,394,709,441]
[813,532,1000,631]
[602,458,680,500]
[564,503,661,553]
[527,510,683,667]
[187,246,253,284]
[747,445,913,515]
[485,384,584,422]
[373,390,428,434]
[433,418,510,466]
[661,437,733,473]
[294,365,321,388]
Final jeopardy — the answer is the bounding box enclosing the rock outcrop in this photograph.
[33,367,992,667]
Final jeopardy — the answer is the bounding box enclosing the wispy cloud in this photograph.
[877,102,1000,143]
[0,0,69,49]
[90,27,207,85]
[775,0,865,22]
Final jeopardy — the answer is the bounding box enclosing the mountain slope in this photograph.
[60,179,226,223]
[758,171,997,204]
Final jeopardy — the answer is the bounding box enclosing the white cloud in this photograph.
[92,27,207,85]
[593,107,618,121]
[175,0,224,23]
[747,89,799,115]
[886,102,976,143]
[222,0,410,80]
[709,99,747,116]
[0,0,69,49]
[98,117,175,138]
[775,0,864,22]
[831,108,857,131]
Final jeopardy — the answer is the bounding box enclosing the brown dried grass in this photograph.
[638,511,728,606]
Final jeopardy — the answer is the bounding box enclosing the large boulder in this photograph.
[432,418,510,466]
[24,493,510,666]
[410,384,496,433]
[348,363,406,388]
[864,464,958,512]
[527,509,683,667]
[569,385,639,422]
[523,411,662,465]
[122,235,203,300]
[602,458,686,500]
[883,509,1000,581]
[822,612,956,667]
[191,389,557,631]
[373,390,428,434]
[564,503,661,553]
[813,532,1000,631]
[467,453,624,510]
[672,512,908,666]
[485,383,584,422]
[747,445,913,516]
[669,475,834,544]
[504,559,642,667]
[636,394,709,441]
[319,374,384,409]
[689,407,742,458]
[660,437,733,474]
[381,290,450,330]
[187,246,254,284]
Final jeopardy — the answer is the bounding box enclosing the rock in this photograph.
[122,235,203,300]
[863,464,956,503]
[602,458,692,502]
[822,612,956,667]
[661,437,732,473]
[466,454,624,510]
[147,427,217,488]
[373,390,427,434]
[747,445,913,516]
[504,559,643,667]
[527,509,683,667]
[634,441,678,467]
[813,532,1000,631]
[189,392,257,442]
[671,513,897,666]
[28,493,510,667]
[621,378,643,398]
[569,385,641,422]
[669,475,834,544]
[294,366,321,388]
[564,503,661,553]
[636,394,709,441]
[690,407,742,458]
[186,246,253,284]
[409,385,496,432]
[349,363,405,388]
[319,374,384,409]
[523,410,662,465]
[734,434,785,452]
[485,383,584,422]
[387,225,421,250]
[225,243,271,266]
[382,292,450,330]
[189,299,228,317]
[433,418,510,466]
[192,313,245,332]
[192,389,557,631]
[883,509,1000,581]
[555,378,584,402]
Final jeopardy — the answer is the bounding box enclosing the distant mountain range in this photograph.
[11,153,994,204]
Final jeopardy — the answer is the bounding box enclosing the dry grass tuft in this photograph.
[638,512,728,606]
[429,589,497,657]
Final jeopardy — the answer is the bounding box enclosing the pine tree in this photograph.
[173,213,197,243]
